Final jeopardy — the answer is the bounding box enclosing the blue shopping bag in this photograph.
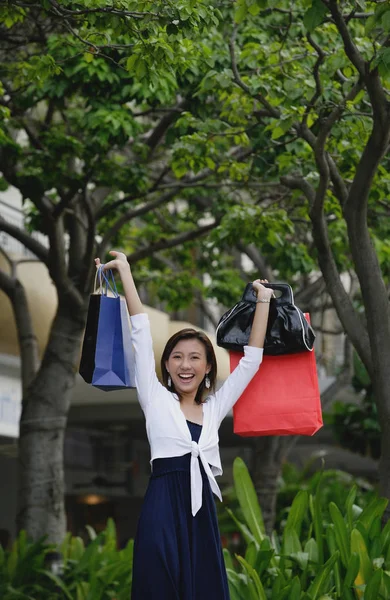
[79,267,135,391]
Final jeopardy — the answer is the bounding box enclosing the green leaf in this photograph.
[306,551,339,599]
[236,555,267,600]
[329,502,350,568]
[303,0,328,32]
[288,576,302,600]
[282,528,302,555]
[310,483,324,565]
[325,526,341,597]
[245,541,258,567]
[225,507,257,547]
[356,496,388,533]
[233,457,265,545]
[223,548,234,571]
[39,570,73,599]
[271,126,285,140]
[234,2,248,24]
[284,490,308,537]
[304,538,319,564]
[126,54,138,72]
[365,568,383,600]
[351,528,372,588]
[345,485,358,530]
[343,552,360,590]
[380,517,390,555]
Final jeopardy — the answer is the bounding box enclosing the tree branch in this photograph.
[97,190,178,257]
[327,0,388,121]
[0,217,49,264]
[294,276,326,309]
[80,192,96,294]
[44,216,85,310]
[344,121,390,217]
[318,79,364,148]
[0,265,40,392]
[235,242,273,280]
[229,24,279,118]
[0,148,53,217]
[0,265,15,296]
[194,289,219,329]
[47,0,159,18]
[281,174,372,375]
[128,221,219,263]
[327,0,366,76]
[96,166,172,220]
[303,33,326,124]
[145,99,189,158]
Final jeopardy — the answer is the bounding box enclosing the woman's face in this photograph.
[165,338,210,397]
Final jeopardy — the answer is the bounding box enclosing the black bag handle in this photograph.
[242,282,294,305]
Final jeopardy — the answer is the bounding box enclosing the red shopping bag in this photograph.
[231,315,322,437]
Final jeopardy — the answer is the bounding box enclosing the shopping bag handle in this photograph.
[242,282,294,305]
[94,265,118,297]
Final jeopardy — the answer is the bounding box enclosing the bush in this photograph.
[224,457,390,599]
[1,465,388,599]
[0,519,133,599]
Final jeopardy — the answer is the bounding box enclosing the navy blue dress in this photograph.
[131,420,230,599]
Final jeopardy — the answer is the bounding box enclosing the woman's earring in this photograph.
[205,375,210,389]
[167,375,172,388]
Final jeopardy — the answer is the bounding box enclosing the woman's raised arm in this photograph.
[95,251,161,410]
[247,279,273,348]
[213,279,273,425]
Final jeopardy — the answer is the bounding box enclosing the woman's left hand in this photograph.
[252,279,274,301]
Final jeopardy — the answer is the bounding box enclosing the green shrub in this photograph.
[0,519,133,600]
[2,468,388,599]
[277,461,376,532]
[224,457,390,599]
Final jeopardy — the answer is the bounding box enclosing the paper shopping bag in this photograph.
[231,315,322,436]
[79,269,135,391]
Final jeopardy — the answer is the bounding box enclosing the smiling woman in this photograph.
[94,251,272,600]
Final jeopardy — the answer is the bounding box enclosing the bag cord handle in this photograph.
[93,265,118,297]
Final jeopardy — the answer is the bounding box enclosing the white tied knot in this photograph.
[189,440,222,516]
[191,441,200,459]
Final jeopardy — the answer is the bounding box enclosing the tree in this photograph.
[0,0,230,543]
[174,0,390,527]
[2,0,390,542]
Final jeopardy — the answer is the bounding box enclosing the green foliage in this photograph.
[277,462,375,531]
[2,0,389,309]
[2,477,390,598]
[225,457,390,599]
[0,519,133,599]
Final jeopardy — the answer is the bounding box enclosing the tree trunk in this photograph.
[11,278,40,393]
[376,383,390,521]
[251,437,296,534]
[0,268,40,393]
[250,351,353,532]
[17,300,87,543]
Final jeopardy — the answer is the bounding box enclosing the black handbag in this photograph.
[216,282,315,355]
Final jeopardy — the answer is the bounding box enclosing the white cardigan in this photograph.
[131,313,263,516]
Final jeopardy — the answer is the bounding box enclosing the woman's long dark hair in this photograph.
[161,328,218,405]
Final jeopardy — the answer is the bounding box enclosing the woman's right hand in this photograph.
[95,250,130,273]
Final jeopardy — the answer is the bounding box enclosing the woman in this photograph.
[95,251,273,600]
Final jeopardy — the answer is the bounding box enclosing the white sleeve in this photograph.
[213,346,263,426]
[130,313,164,411]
